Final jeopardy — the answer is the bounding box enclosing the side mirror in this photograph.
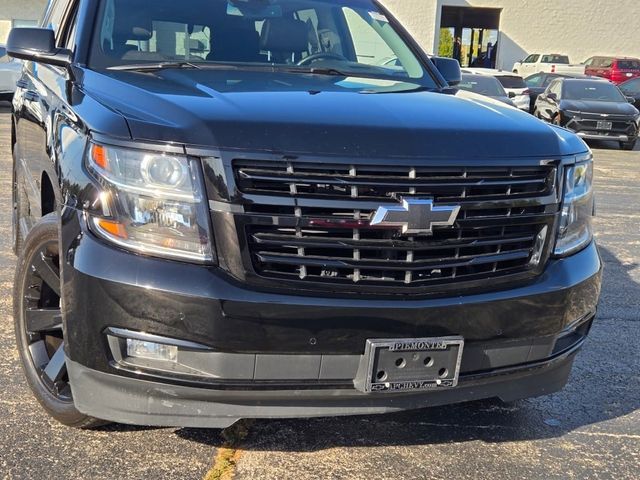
[547,92,558,102]
[508,91,516,99]
[626,96,636,104]
[7,27,72,68]
[431,56,461,86]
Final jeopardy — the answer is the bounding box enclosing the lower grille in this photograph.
[233,160,558,290]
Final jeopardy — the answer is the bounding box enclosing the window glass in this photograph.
[12,19,39,28]
[598,58,613,68]
[540,55,569,64]
[295,9,320,57]
[88,0,435,85]
[44,0,68,37]
[458,75,505,96]
[59,2,79,49]
[525,74,543,87]
[563,81,625,102]
[523,54,539,63]
[342,7,394,66]
[547,80,561,97]
[620,78,640,95]
[616,59,640,70]
[496,75,526,89]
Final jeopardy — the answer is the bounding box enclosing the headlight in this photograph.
[554,155,594,256]
[86,143,214,263]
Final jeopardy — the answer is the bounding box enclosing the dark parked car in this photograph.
[456,73,516,106]
[9,0,601,429]
[619,77,640,109]
[584,56,640,84]
[534,78,639,150]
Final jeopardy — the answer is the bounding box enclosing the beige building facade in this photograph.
[1,0,639,72]
[0,0,47,44]
[383,0,640,71]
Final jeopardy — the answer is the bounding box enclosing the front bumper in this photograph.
[61,209,602,426]
[67,345,582,428]
[576,132,633,142]
[565,116,638,143]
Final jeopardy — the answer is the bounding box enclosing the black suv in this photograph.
[9,0,601,429]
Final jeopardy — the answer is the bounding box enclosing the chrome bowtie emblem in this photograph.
[370,198,460,235]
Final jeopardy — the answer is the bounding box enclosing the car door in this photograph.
[584,56,601,77]
[13,0,75,232]
[537,80,561,122]
[595,57,614,80]
[519,54,539,76]
[619,78,640,109]
[524,73,546,112]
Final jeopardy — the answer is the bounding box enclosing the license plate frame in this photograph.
[597,120,613,130]
[363,337,464,393]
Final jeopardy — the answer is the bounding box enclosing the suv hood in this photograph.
[561,99,639,116]
[83,69,584,158]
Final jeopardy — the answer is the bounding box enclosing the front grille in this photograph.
[234,161,558,290]
[236,161,553,201]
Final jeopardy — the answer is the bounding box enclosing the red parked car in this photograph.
[584,56,640,84]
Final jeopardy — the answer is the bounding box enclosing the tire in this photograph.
[620,139,636,151]
[14,213,107,429]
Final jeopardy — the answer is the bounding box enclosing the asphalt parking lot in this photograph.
[0,103,638,480]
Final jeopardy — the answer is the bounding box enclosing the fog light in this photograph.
[126,338,178,362]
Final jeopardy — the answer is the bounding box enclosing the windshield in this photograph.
[563,81,626,102]
[88,0,436,85]
[496,75,526,89]
[458,75,505,96]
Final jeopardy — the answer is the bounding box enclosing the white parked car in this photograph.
[463,68,530,111]
[0,45,21,102]
[512,53,586,77]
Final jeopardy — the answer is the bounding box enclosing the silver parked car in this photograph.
[0,45,22,101]
[457,73,517,107]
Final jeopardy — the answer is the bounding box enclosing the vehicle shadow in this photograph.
[172,245,639,450]
[588,139,639,151]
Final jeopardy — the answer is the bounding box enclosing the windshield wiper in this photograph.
[276,66,351,77]
[108,61,212,72]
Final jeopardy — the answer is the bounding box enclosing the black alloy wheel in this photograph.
[14,213,105,428]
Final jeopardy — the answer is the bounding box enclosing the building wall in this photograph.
[0,0,48,43]
[382,0,640,71]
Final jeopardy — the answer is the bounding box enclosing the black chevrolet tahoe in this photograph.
[9,0,601,429]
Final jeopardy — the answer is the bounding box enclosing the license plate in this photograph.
[363,337,464,393]
[597,120,613,130]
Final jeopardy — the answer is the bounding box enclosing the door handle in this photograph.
[24,91,40,102]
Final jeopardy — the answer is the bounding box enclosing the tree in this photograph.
[438,28,454,57]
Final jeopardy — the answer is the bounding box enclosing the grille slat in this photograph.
[256,249,532,271]
[233,160,557,290]
[252,232,536,251]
